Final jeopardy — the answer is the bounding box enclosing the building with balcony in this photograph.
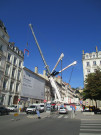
[82,47,101,82]
[0,20,9,97]
[82,47,101,107]
[0,20,24,106]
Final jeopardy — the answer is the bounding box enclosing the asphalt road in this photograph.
[0,112,80,135]
[0,112,101,135]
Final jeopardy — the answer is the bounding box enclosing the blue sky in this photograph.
[1,0,101,88]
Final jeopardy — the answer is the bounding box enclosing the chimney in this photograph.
[35,67,38,74]
[82,50,84,54]
[43,70,46,76]
[96,46,98,53]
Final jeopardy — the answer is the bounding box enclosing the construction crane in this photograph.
[29,24,77,103]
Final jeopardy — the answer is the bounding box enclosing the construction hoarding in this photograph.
[21,68,45,100]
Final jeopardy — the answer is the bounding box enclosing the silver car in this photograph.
[59,107,68,114]
[26,105,36,114]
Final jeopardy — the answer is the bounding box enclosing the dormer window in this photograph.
[93,54,95,58]
[86,55,89,59]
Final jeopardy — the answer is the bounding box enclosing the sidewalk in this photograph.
[75,111,101,120]
[10,112,26,115]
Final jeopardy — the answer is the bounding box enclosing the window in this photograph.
[8,95,12,105]
[87,69,90,73]
[86,62,90,67]
[14,57,17,65]
[93,61,96,66]
[0,45,2,51]
[3,79,7,90]
[0,57,1,66]
[1,95,5,104]
[19,61,22,67]
[5,65,10,76]
[7,53,11,62]
[12,68,16,78]
[16,83,19,93]
[17,70,21,80]
[10,81,13,92]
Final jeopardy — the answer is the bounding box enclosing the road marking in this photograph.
[81,119,101,121]
[27,115,34,118]
[80,120,101,135]
[79,133,101,135]
[80,125,101,128]
[64,116,68,118]
[58,115,63,118]
[80,128,101,131]
[81,124,101,126]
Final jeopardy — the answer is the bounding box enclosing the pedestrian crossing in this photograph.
[27,113,50,119]
[50,114,69,119]
[27,114,69,119]
[79,120,101,135]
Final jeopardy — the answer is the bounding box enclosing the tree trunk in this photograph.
[95,100,97,108]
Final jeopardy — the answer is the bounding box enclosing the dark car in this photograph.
[94,108,101,114]
[0,106,10,115]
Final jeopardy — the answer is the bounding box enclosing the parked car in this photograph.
[7,105,17,112]
[0,106,10,115]
[94,108,101,114]
[39,103,45,113]
[59,107,68,114]
[83,106,92,112]
[26,105,36,114]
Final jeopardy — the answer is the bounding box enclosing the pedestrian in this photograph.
[74,105,76,113]
[36,106,41,119]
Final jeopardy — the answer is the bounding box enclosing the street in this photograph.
[0,111,101,135]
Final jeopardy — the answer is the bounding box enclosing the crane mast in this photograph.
[29,24,62,102]
[29,24,51,76]
[29,24,77,103]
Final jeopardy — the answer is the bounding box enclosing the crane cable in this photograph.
[68,66,74,86]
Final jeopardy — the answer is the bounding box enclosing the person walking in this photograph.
[36,106,41,119]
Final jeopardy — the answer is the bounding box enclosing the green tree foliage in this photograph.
[83,68,101,102]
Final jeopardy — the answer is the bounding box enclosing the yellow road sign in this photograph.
[14,113,19,117]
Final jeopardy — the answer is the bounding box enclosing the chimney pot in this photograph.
[35,67,38,73]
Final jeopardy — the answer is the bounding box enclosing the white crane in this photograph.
[29,24,77,103]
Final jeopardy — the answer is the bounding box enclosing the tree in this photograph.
[83,68,101,108]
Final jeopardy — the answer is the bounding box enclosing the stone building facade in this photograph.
[0,20,24,106]
[82,47,101,82]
